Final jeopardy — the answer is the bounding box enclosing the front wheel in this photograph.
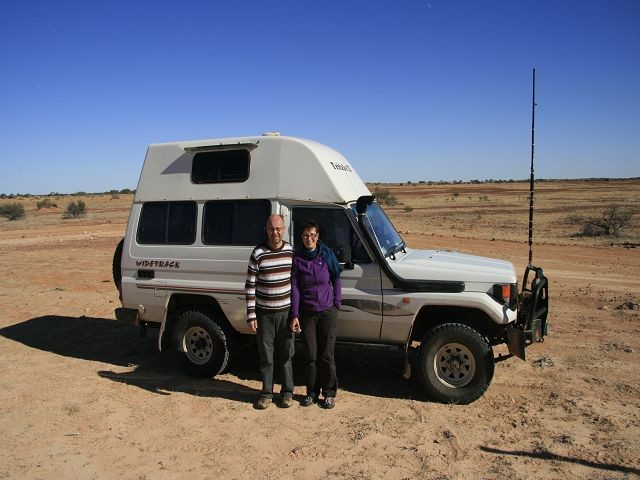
[417,323,494,404]
[174,310,230,377]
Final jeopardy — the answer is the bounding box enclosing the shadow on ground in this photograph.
[480,446,640,477]
[1,315,427,403]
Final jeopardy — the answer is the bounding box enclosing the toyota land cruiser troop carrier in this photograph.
[113,133,548,404]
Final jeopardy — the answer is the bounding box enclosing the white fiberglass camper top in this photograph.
[134,134,370,204]
[114,133,548,404]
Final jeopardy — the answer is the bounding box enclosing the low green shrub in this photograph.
[576,206,634,237]
[63,200,87,219]
[37,198,58,209]
[0,202,25,220]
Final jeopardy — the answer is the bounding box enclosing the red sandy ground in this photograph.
[0,184,638,479]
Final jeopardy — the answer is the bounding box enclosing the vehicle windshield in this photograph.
[353,202,405,258]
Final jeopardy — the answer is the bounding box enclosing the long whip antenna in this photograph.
[528,68,536,266]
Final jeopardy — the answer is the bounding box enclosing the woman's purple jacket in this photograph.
[291,254,341,318]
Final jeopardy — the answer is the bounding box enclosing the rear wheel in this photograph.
[175,310,230,377]
[417,323,494,404]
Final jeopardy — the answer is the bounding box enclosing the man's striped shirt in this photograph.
[245,242,294,321]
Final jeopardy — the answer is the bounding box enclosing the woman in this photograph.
[290,221,342,409]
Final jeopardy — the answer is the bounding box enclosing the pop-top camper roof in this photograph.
[134,134,371,204]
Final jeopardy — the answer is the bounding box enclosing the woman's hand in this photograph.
[290,317,301,333]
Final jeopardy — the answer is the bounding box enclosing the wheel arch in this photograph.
[410,304,506,346]
[112,238,124,299]
[161,293,234,351]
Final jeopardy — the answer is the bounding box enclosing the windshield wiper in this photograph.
[384,241,406,260]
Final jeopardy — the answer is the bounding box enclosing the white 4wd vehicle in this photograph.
[114,133,548,404]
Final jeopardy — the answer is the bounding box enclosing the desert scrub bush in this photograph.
[36,198,58,209]
[569,205,635,237]
[373,188,399,206]
[0,202,25,220]
[63,200,87,219]
[403,206,414,212]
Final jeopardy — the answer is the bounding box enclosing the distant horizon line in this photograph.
[1,176,639,197]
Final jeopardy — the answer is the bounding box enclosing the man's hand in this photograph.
[248,319,257,332]
[290,317,301,333]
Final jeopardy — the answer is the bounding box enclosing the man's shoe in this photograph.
[281,396,294,408]
[322,397,335,409]
[300,395,316,407]
[254,397,271,410]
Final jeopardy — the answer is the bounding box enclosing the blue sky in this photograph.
[1,0,638,194]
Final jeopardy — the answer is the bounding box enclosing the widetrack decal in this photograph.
[135,259,181,269]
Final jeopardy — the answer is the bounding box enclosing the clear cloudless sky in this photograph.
[1,0,638,194]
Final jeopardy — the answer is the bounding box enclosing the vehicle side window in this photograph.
[138,201,196,245]
[292,207,370,263]
[203,200,270,245]
[192,150,250,184]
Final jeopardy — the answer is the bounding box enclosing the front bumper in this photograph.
[506,265,549,361]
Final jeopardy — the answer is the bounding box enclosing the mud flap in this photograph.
[115,307,139,325]
[507,318,543,361]
[506,325,526,360]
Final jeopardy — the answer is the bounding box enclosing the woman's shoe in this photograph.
[300,395,316,407]
[322,397,335,409]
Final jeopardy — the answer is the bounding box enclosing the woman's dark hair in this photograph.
[301,220,320,234]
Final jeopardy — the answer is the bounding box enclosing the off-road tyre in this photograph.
[175,310,230,377]
[417,323,494,404]
[112,238,124,293]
